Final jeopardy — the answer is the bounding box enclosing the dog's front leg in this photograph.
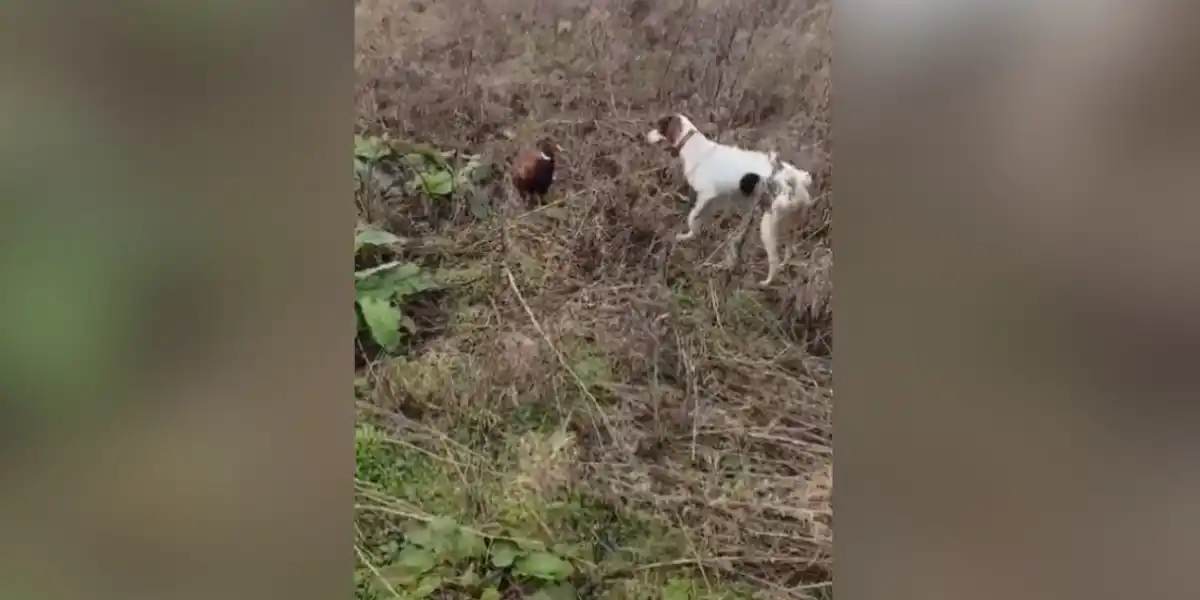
[676,192,716,242]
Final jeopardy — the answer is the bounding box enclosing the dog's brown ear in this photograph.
[655,115,674,136]
[664,115,687,146]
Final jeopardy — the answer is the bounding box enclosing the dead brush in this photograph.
[356,0,833,596]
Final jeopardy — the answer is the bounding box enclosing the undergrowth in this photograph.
[355,0,833,598]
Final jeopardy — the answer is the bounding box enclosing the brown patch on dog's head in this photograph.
[654,115,690,156]
[656,114,683,146]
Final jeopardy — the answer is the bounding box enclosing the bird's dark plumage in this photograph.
[511,138,562,202]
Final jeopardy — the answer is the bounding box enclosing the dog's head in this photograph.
[645,114,699,155]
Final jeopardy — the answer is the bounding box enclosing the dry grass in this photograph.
[354,0,831,598]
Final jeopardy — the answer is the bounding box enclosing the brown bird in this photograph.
[510,138,563,203]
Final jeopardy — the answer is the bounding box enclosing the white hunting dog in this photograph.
[646,113,815,286]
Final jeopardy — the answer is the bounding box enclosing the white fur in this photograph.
[646,114,815,286]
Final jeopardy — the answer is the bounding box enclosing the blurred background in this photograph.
[844,1,1200,600]
[0,1,347,599]
[2,0,1199,599]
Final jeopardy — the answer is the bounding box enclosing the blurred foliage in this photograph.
[0,92,195,425]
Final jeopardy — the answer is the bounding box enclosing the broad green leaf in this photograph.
[391,261,424,280]
[419,517,458,561]
[531,583,578,600]
[355,260,407,281]
[420,169,454,196]
[354,273,435,305]
[355,227,404,251]
[406,523,434,549]
[413,573,444,599]
[358,295,402,351]
[480,587,502,600]
[408,144,452,170]
[399,273,437,296]
[455,154,492,186]
[551,542,587,561]
[355,262,435,298]
[513,552,573,581]
[456,567,481,587]
[355,135,391,161]
[489,540,521,568]
[514,537,547,552]
[357,262,436,300]
[428,516,457,534]
[454,528,488,561]
[372,546,436,590]
[372,563,420,589]
[403,152,430,167]
[395,545,437,575]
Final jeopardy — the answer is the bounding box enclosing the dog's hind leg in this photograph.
[676,191,718,242]
[758,209,782,286]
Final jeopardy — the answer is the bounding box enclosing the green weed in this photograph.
[354,223,438,353]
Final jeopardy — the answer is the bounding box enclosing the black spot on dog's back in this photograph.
[739,173,761,196]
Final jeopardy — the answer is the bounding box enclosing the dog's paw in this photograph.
[675,231,695,242]
[758,277,774,287]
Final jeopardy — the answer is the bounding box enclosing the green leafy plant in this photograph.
[401,146,492,199]
[355,134,392,163]
[365,516,579,600]
[354,134,489,200]
[369,517,487,597]
[355,134,393,190]
[661,577,697,600]
[354,223,436,353]
[513,551,575,582]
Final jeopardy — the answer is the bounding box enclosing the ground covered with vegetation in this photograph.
[354,1,832,598]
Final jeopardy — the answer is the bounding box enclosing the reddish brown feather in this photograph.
[510,138,560,201]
